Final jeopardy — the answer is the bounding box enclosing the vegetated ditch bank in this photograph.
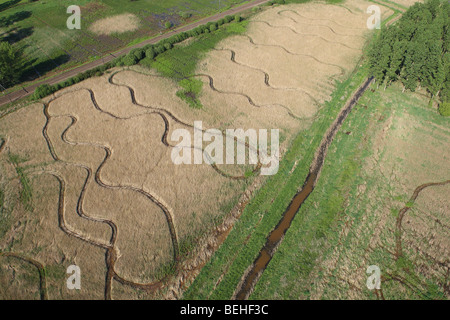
[233,76,375,300]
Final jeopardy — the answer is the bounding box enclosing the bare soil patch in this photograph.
[90,13,140,36]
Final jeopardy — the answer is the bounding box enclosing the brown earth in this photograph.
[89,14,141,35]
[0,0,392,299]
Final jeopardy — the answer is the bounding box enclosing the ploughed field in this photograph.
[0,0,393,299]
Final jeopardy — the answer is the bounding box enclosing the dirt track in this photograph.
[0,0,273,108]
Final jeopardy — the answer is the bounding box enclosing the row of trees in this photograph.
[368,0,449,115]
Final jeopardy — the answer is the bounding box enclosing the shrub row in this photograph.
[32,14,242,100]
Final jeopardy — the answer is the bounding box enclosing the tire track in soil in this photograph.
[162,30,346,101]
[0,138,7,154]
[40,75,262,298]
[107,71,262,179]
[43,94,179,298]
[233,76,374,300]
[0,139,50,299]
[251,19,366,45]
[386,179,450,298]
[0,252,48,300]
[212,48,321,113]
[395,180,450,259]
[234,34,347,77]
[3,6,364,297]
[161,28,344,115]
[138,45,321,120]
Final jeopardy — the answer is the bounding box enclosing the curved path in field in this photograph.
[0,252,48,300]
[38,69,264,298]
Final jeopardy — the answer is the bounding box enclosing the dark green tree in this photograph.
[0,41,23,88]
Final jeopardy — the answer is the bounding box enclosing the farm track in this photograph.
[0,252,48,300]
[233,76,374,300]
[0,0,275,107]
[37,70,266,297]
[234,34,347,77]
[395,180,450,259]
[277,9,365,30]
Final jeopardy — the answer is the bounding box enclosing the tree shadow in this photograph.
[20,54,71,82]
[0,0,21,13]
[0,11,32,28]
[1,26,33,44]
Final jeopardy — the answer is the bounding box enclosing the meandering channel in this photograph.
[233,76,374,300]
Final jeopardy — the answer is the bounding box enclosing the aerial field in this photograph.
[0,0,247,87]
[183,0,450,301]
[0,0,397,299]
[248,84,450,300]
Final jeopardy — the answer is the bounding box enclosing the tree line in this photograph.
[368,0,450,115]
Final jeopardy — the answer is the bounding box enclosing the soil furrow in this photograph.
[252,19,365,41]
[0,252,48,300]
[235,34,347,76]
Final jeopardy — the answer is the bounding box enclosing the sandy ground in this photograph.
[199,0,392,123]
[0,0,389,299]
[90,13,140,35]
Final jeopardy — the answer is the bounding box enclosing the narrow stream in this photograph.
[234,77,374,300]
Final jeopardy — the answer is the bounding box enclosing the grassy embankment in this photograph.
[251,83,450,300]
